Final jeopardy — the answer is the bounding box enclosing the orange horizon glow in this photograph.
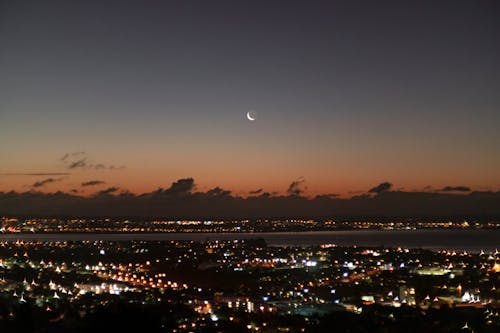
[1,167,498,199]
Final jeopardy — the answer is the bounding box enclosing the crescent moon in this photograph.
[246,111,256,121]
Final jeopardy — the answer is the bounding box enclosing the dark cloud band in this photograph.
[1,178,495,219]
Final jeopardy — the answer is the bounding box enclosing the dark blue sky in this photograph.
[1,0,499,195]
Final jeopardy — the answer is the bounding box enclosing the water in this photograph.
[0,229,498,252]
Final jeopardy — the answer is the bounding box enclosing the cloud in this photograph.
[287,177,307,196]
[68,158,88,169]
[368,182,393,194]
[95,164,125,170]
[163,178,195,196]
[206,187,231,197]
[61,152,125,170]
[96,187,119,195]
[61,152,86,161]
[94,164,125,170]
[249,188,263,195]
[81,180,106,187]
[31,177,64,188]
[439,186,471,192]
[107,165,126,170]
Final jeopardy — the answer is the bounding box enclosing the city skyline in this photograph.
[1,1,500,198]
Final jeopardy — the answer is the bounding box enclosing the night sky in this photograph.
[1,0,499,198]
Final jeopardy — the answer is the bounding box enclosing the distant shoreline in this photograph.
[0,229,498,253]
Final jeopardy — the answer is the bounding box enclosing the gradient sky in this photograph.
[1,0,499,197]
